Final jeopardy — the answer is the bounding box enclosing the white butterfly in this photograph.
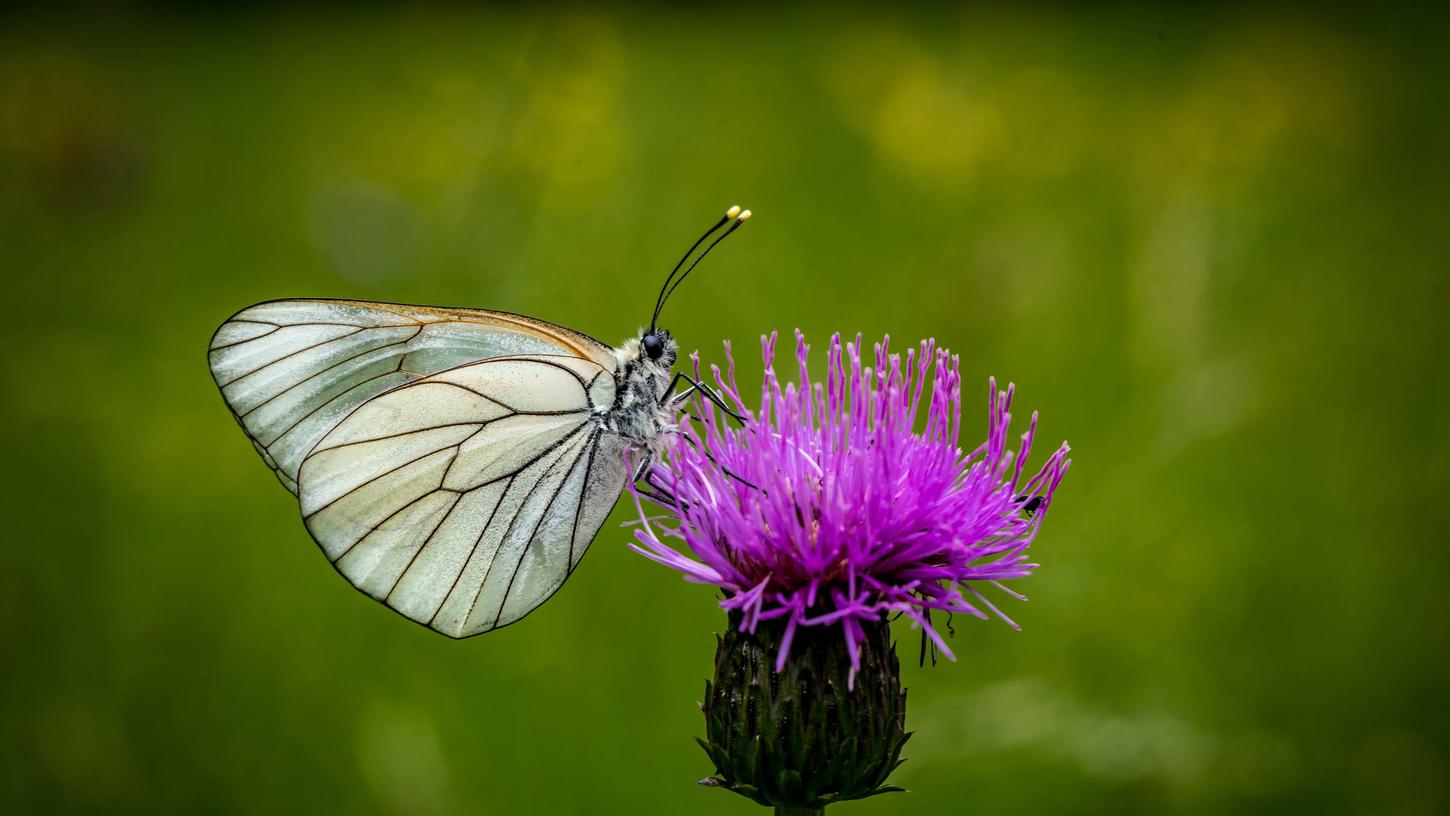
[210,206,751,637]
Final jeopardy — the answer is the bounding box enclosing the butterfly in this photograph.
[209,206,751,637]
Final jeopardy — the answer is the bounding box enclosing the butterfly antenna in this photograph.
[655,207,751,327]
[650,205,750,332]
[651,207,733,332]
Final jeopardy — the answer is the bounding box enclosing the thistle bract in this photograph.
[698,613,908,809]
[631,331,1071,678]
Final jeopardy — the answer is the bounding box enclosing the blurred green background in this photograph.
[3,4,1447,814]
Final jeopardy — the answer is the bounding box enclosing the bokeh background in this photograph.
[3,4,1447,814]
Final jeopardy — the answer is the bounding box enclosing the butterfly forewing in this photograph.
[207,299,617,494]
[296,355,626,637]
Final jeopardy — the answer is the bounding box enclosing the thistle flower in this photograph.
[631,331,1071,677]
[630,331,1070,812]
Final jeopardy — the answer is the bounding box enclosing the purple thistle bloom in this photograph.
[630,331,1071,681]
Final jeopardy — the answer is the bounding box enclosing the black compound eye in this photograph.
[642,333,664,360]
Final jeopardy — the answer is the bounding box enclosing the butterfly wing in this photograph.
[297,355,627,636]
[208,299,617,494]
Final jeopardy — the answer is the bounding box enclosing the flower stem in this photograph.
[774,808,824,816]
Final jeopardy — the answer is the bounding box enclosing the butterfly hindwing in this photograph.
[297,355,626,637]
[208,299,617,495]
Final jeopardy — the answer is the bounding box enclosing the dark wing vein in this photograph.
[426,477,512,626]
[584,372,602,412]
[335,480,462,566]
[303,439,469,520]
[215,326,365,388]
[266,368,410,448]
[567,429,602,574]
[517,357,591,389]
[317,420,494,453]
[492,428,600,627]
[210,324,280,351]
[429,380,513,411]
[381,478,475,603]
[237,326,422,418]
[458,424,591,629]
[318,403,588,455]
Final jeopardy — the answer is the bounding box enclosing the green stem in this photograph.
[774,808,824,816]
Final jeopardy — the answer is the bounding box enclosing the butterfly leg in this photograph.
[632,452,655,483]
[655,425,761,494]
[663,373,747,425]
[642,470,683,508]
[661,372,693,402]
[631,452,681,508]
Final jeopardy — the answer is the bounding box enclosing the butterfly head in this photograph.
[620,328,677,373]
[641,328,676,366]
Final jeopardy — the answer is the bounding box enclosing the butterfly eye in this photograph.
[642,333,665,360]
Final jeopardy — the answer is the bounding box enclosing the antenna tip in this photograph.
[737,209,752,221]
[726,205,742,219]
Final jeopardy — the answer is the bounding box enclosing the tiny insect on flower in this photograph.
[630,330,1071,682]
